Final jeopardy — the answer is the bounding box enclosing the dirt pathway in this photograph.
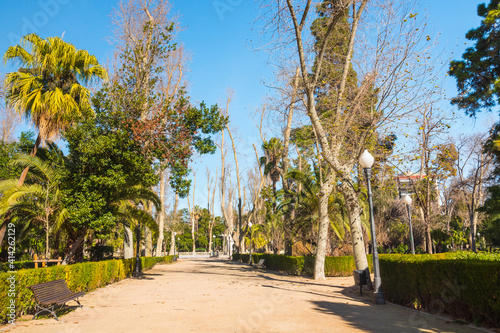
[1,259,492,333]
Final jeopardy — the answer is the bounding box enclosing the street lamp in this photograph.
[403,195,416,255]
[133,223,142,277]
[248,222,253,265]
[359,150,385,305]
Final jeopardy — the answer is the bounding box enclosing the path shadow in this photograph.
[309,300,471,333]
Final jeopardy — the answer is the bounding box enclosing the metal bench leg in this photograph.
[75,299,83,308]
[33,303,59,321]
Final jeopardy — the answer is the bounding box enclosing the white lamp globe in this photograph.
[403,194,412,205]
[248,222,253,228]
[359,150,374,169]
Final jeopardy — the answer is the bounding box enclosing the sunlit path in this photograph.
[2,260,491,333]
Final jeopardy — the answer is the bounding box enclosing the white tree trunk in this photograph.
[343,188,369,269]
[145,226,152,256]
[156,168,167,256]
[314,189,331,279]
[124,226,134,259]
[168,193,179,256]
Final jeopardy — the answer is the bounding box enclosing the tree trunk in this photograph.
[45,219,50,260]
[124,225,134,259]
[342,184,370,274]
[168,192,179,256]
[314,187,330,280]
[425,223,433,254]
[314,174,336,280]
[156,168,167,256]
[470,211,478,252]
[62,232,86,265]
[144,226,152,256]
[208,229,213,253]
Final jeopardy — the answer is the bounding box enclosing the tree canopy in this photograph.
[449,0,500,116]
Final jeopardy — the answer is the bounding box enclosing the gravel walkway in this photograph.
[1,258,493,333]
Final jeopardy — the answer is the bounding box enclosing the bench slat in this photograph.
[29,279,84,306]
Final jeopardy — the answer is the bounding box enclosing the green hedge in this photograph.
[1,261,35,272]
[232,253,373,277]
[0,255,175,323]
[380,254,500,328]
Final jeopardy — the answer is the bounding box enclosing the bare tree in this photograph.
[259,0,439,279]
[110,0,186,258]
[405,106,457,254]
[0,78,20,143]
[455,133,493,252]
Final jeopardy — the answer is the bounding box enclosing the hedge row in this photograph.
[379,254,500,328]
[232,253,373,277]
[0,255,175,323]
[1,261,36,272]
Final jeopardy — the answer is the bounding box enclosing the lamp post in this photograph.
[133,223,142,277]
[248,222,253,265]
[359,150,385,305]
[403,195,416,255]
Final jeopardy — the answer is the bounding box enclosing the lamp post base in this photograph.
[373,291,386,305]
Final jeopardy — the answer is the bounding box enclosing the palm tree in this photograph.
[0,155,66,259]
[3,33,107,184]
[1,33,107,245]
[260,137,283,212]
[61,185,160,265]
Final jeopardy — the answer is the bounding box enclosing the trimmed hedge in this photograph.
[379,254,500,328]
[0,255,175,323]
[1,261,36,272]
[232,253,373,277]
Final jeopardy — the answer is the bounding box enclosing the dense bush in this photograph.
[0,255,175,323]
[380,253,500,328]
[232,253,373,277]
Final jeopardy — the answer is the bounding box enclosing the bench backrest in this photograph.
[29,279,73,304]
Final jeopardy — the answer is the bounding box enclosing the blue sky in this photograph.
[0,0,495,214]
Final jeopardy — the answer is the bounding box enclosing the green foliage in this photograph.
[0,256,175,323]
[3,33,107,140]
[62,107,158,238]
[380,253,500,327]
[449,0,500,116]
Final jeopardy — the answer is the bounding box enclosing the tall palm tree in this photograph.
[260,137,284,212]
[1,33,107,245]
[3,33,107,184]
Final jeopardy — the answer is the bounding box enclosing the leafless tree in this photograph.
[0,78,20,143]
[110,0,188,258]
[455,133,493,252]
[259,0,440,279]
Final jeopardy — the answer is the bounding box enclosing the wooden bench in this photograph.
[28,279,85,320]
[253,259,265,268]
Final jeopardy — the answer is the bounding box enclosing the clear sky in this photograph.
[0,0,495,215]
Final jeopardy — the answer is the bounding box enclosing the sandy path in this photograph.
[1,258,492,333]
